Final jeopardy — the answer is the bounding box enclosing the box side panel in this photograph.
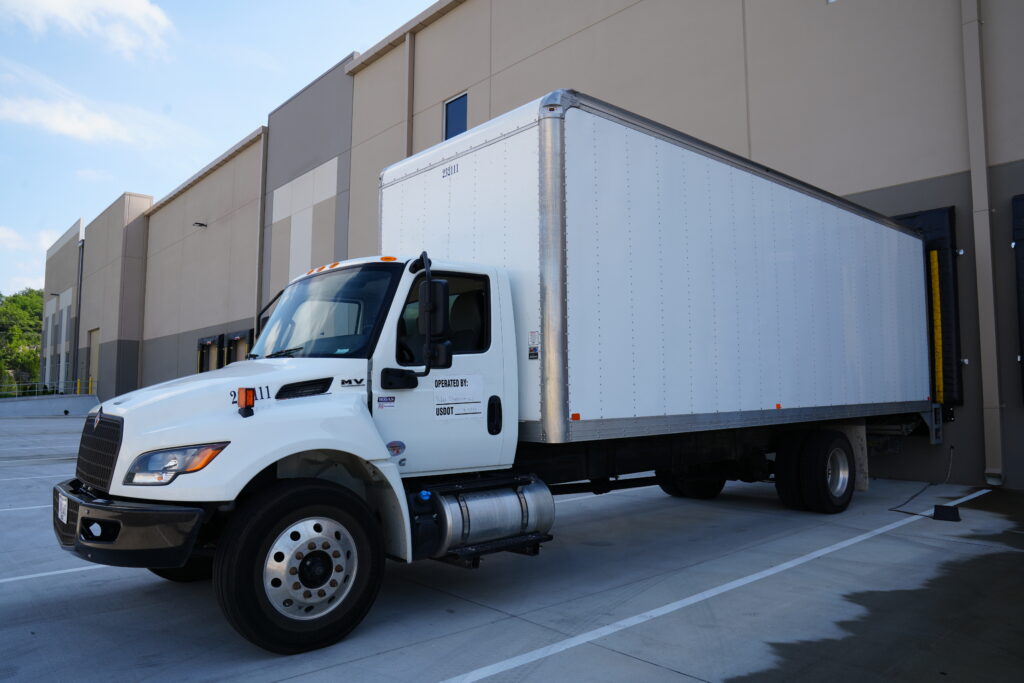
[564,108,930,428]
[381,125,544,422]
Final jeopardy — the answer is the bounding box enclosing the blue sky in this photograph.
[0,0,434,295]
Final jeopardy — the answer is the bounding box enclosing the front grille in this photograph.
[53,488,79,545]
[75,413,124,493]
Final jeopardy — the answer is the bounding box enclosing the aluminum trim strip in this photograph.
[519,402,932,443]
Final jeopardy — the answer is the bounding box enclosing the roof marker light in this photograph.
[381,256,397,262]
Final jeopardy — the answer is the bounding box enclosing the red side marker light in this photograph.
[570,413,581,421]
[775,403,781,410]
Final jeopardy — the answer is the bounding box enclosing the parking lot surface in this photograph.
[1,416,1021,681]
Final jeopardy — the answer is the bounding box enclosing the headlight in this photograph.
[123,442,229,485]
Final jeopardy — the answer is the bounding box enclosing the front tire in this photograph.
[213,480,384,654]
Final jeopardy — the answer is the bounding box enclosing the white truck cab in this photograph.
[54,90,937,654]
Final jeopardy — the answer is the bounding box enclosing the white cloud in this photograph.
[0,97,130,142]
[0,0,173,59]
[0,57,201,148]
[0,226,47,294]
[0,225,28,249]
[75,168,113,182]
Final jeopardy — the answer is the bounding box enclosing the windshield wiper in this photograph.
[265,346,304,358]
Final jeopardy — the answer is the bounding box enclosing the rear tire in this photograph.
[213,480,384,654]
[800,431,856,514]
[148,556,213,582]
[656,471,726,499]
[774,433,806,510]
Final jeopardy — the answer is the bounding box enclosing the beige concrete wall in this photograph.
[144,138,262,344]
[981,0,1024,166]
[349,0,1024,250]
[78,192,152,398]
[42,220,83,387]
[80,194,151,348]
[745,0,969,196]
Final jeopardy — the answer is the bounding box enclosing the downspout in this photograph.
[72,236,84,387]
[960,0,1002,485]
[403,31,415,157]
[255,126,269,326]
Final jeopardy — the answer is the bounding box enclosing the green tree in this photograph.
[0,288,44,393]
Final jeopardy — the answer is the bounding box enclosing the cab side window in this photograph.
[397,273,489,365]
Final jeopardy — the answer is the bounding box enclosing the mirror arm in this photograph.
[413,250,434,378]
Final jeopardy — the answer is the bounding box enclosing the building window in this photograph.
[444,93,468,140]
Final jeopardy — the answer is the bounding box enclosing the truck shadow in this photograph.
[726,489,1024,682]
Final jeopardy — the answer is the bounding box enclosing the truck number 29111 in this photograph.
[230,386,271,404]
[441,163,459,178]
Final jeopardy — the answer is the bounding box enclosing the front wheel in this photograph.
[213,480,384,654]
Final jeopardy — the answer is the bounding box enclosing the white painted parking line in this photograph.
[0,565,107,585]
[0,474,70,482]
[0,505,50,512]
[0,456,77,464]
[445,488,993,682]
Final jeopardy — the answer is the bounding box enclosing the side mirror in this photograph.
[418,279,450,339]
[430,340,452,369]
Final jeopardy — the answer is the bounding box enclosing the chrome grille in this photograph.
[75,413,123,492]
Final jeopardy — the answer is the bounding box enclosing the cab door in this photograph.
[371,267,512,476]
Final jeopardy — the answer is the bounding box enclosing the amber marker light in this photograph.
[238,387,256,409]
[381,256,397,261]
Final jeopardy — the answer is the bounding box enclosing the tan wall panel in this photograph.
[352,47,407,147]
[268,217,292,297]
[412,102,442,155]
[143,240,182,340]
[311,197,337,265]
[412,0,491,114]
[490,0,638,73]
[233,141,264,207]
[981,0,1024,166]
[178,211,232,332]
[147,198,185,257]
[348,124,404,257]
[746,0,968,195]
[44,235,80,299]
[489,0,749,156]
[228,202,259,322]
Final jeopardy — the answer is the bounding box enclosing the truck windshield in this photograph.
[250,263,403,359]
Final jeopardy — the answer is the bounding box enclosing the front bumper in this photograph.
[52,479,206,568]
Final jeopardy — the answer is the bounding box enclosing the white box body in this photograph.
[381,90,931,443]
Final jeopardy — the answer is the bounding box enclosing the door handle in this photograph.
[487,395,502,435]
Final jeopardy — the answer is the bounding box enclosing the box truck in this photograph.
[53,90,937,653]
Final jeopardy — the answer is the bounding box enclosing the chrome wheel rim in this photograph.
[263,516,358,620]
[825,447,850,497]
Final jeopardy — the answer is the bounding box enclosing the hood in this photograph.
[99,358,369,438]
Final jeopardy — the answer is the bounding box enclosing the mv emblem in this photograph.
[339,378,365,387]
[93,407,103,430]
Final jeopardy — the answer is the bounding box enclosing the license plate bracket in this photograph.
[58,492,68,525]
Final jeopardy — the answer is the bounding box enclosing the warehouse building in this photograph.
[43,0,1024,490]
